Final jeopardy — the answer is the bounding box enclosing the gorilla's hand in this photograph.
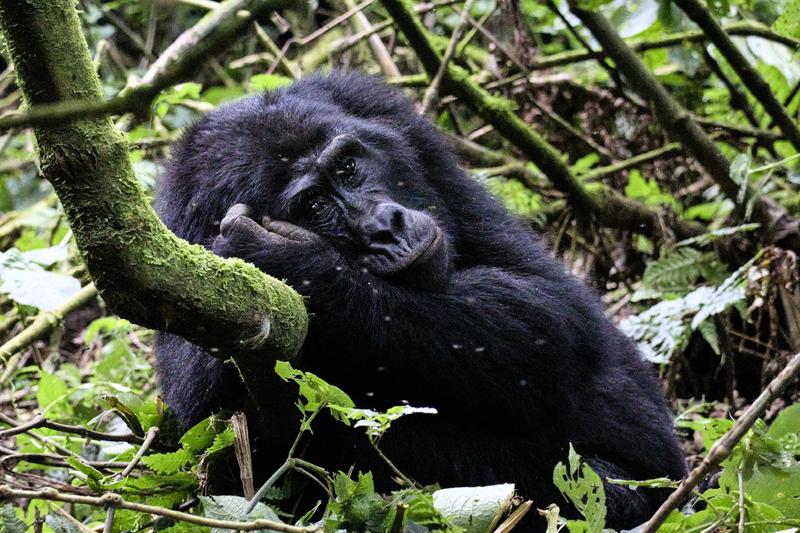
[212,204,340,284]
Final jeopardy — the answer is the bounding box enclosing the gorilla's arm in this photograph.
[212,207,592,418]
[209,206,684,523]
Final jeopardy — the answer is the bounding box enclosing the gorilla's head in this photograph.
[158,75,453,287]
[270,130,447,280]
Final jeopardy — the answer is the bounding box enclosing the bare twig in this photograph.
[0,412,165,448]
[641,351,800,533]
[114,426,159,480]
[0,284,98,385]
[343,0,400,77]
[0,486,321,532]
[419,0,477,115]
[389,502,408,533]
[231,412,255,499]
[368,438,418,489]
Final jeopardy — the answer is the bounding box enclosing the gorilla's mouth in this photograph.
[359,226,443,278]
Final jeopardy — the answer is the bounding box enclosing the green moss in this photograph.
[0,0,309,396]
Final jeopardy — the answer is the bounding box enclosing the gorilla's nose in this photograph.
[361,203,407,246]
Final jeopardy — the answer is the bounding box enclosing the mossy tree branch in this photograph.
[672,0,800,152]
[0,0,308,413]
[567,2,800,253]
[380,0,704,240]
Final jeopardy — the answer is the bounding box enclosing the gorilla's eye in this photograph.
[335,157,356,179]
[304,195,330,219]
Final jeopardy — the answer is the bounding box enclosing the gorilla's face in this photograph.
[272,132,448,283]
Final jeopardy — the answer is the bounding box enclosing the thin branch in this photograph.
[343,0,400,77]
[0,413,168,448]
[231,412,255,499]
[0,284,98,385]
[368,438,418,489]
[525,22,799,71]
[114,426,159,480]
[673,0,800,152]
[420,0,477,115]
[380,0,705,240]
[641,351,800,533]
[579,142,684,181]
[0,0,293,132]
[0,453,130,471]
[253,22,302,79]
[567,2,800,253]
[0,486,321,533]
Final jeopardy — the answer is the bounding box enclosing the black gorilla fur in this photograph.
[155,71,686,530]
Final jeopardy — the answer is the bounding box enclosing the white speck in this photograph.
[465,297,477,304]
[534,338,547,346]
[397,181,405,187]
[376,366,386,372]
[209,347,219,353]
[301,280,311,286]
[519,379,528,386]
[474,346,485,353]
[335,265,344,271]
[452,343,462,350]
[366,392,375,398]
[383,315,392,322]
[360,267,369,273]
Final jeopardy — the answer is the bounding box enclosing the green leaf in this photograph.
[179,416,226,453]
[1,269,81,311]
[774,0,800,40]
[205,427,236,457]
[274,360,354,420]
[328,472,391,532]
[719,457,800,516]
[338,405,438,438]
[200,495,283,533]
[0,505,26,533]
[639,248,722,295]
[141,448,194,474]
[37,371,69,415]
[249,74,293,92]
[768,404,800,440]
[552,445,606,532]
[624,170,679,211]
[100,394,145,436]
[432,484,515,533]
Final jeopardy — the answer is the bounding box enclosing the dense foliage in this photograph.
[0,0,799,531]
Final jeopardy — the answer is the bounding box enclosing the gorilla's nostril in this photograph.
[391,209,405,232]
[370,229,396,245]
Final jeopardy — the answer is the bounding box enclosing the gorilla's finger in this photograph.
[222,213,268,241]
[262,217,317,242]
[220,203,253,236]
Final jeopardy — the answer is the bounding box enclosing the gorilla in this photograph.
[154,71,686,530]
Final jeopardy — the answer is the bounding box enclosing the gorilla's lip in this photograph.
[361,226,442,277]
[406,226,443,268]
